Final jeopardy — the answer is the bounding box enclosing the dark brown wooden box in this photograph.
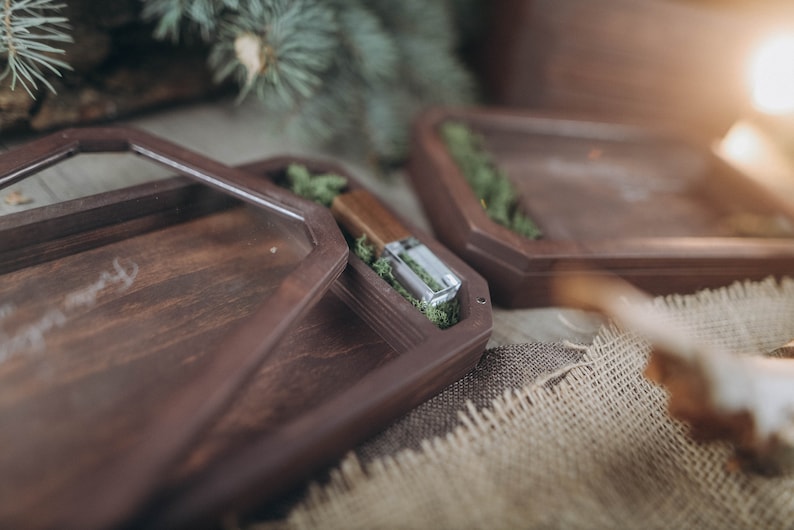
[0,134,492,528]
[143,157,493,529]
[409,106,794,308]
[0,128,350,530]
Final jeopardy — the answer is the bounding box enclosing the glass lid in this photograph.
[0,128,348,530]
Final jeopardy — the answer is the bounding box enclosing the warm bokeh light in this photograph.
[720,120,767,163]
[718,120,794,190]
[750,33,794,115]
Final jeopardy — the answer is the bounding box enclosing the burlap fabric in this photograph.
[255,278,794,529]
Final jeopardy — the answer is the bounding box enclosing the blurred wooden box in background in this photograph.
[481,0,793,140]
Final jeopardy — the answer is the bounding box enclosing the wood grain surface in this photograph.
[0,129,349,530]
[480,0,788,139]
[409,107,794,307]
[135,159,491,529]
[331,189,412,254]
[0,150,492,529]
[0,204,304,527]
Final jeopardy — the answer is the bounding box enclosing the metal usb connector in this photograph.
[331,189,461,306]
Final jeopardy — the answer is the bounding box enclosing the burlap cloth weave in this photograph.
[256,278,794,529]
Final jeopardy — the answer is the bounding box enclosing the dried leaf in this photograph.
[4,190,33,206]
[554,273,794,475]
[770,339,794,359]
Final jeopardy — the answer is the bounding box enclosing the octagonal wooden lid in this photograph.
[0,128,348,530]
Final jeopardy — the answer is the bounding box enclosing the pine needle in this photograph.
[0,0,72,97]
[142,0,240,42]
[144,0,473,162]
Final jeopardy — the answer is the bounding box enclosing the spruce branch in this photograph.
[209,0,338,104]
[145,0,475,162]
[0,0,72,97]
[142,0,240,42]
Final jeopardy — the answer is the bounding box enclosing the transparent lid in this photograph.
[0,128,347,529]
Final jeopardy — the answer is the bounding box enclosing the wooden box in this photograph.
[140,157,492,528]
[0,128,349,529]
[0,132,492,528]
[409,107,794,307]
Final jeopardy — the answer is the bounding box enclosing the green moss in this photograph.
[354,235,460,329]
[414,298,460,330]
[440,121,542,240]
[510,210,542,240]
[286,163,349,207]
[284,164,459,329]
[353,233,376,264]
[398,251,443,292]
